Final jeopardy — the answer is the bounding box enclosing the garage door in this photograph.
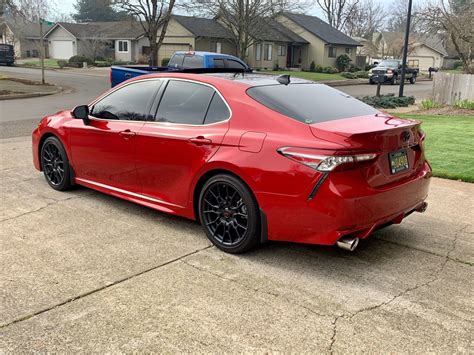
[158,43,190,65]
[409,56,434,71]
[50,40,74,60]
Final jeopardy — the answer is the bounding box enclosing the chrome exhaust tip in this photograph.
[336,236,360,252]
[416,202,428,213]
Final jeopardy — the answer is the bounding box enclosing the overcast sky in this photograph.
[50,0,418,22]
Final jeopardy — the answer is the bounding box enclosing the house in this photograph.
[275,13,360,69]
[373,32,448,70]
[0,18,53,58]
[44,21,144,61]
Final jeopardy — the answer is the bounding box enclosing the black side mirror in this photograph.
[72,105,90,125]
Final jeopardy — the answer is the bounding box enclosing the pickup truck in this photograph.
[368,59,419,85]
[0,44,15,66]
[110,51,251,87]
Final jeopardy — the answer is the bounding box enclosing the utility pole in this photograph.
[399,0,412,97]
[39,18,45,84]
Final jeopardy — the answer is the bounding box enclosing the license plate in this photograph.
[389,150,409,174]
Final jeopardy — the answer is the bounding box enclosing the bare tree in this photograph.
[115,0,176,66]
[343,0,385,38]
[419,0,473,73]
[186,0,304,60]
[314,0,359,30]
[385,0,422,33]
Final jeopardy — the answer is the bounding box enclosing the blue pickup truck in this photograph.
[110,51,250,87]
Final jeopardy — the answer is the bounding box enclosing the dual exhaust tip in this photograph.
[336,202,429,252]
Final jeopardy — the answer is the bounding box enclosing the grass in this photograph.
[397,114,474,182]
[440,68,464,74]
[22,58,60,68]
[262,70,346,81]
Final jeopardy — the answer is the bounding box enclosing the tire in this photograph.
[369,79,375,85]
[410,75,416,84]
[390,76,398,85]
[198,174,260,253]
[40,136,73,191]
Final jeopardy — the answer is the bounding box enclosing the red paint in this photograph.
[32,73,431,246]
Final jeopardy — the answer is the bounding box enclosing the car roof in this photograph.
[173,51,242,59]
[130,72,314,89]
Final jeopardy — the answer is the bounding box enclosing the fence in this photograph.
[432,72,474,105]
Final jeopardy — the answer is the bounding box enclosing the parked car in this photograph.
[32,72,431,253]
[110,51,251,87]
[0,44,15,66]
[368,59,419,85]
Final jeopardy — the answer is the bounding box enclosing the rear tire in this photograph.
[40,136,72,191]
[410,75,416,84]
[198,174,260,254]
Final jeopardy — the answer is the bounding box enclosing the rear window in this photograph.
[182,54,204,68]
[246,83,378,124]
[168,54,184,67]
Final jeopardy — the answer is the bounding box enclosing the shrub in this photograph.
[453,61,463,69]
[68,55,93,67]
[348,64,361,72]
[359,94,415,108]
[94,61,112,67]
[454,99,474,110]
[273,62,280,71]
[309,61,316,72]
[341,72,357,79]
[314,64,323,73]
[161,57,171,66]
[111,60,135,65]
[354,70,369,78]
[322,66,337,74]
[95,56,106,61]
[336,54,352,72]
[420,99,441,109]
[57,60,68,69]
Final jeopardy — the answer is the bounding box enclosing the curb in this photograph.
[0,87,62,100]
[14,65,110,78]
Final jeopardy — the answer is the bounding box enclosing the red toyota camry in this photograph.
[32,72,431,253]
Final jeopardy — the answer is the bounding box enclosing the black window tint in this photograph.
[226,59,245,69]
[182,55,204,68]
[213,58,225,68]
[156,80,214,124]
[92,80,160,121]
[205,93,230,124]
[168,54,184,67]
[247,83,378,124]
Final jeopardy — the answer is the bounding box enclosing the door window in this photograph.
[91,80,160,121]
[213,58,225,68]
[225,59,246,69]
[204,93,230,124]
[155,80,214,125]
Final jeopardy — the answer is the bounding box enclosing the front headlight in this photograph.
[368,69,373,73]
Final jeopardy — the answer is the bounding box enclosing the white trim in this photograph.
[43,23,77,40]
[117,40,129,53]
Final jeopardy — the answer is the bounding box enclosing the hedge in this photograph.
[359,94,415,108]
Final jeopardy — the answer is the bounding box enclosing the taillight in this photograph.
[277,147,378,172]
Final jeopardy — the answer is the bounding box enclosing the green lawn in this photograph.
[397,114,474,182]
[263,70,345,81]
[440,68,464,74]
[22,59,60,68]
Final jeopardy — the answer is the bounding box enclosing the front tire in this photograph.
[198,174,260,253]
[40,136,72,191]
[390,76,398,85]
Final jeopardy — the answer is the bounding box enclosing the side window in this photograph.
[91,80,160,121]
[182,55,204,68]
[155,80,214,125]
[225,59,246,69]
[213,58,225,68]
[204,93,230,124]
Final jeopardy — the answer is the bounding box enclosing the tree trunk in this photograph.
[149,32,158,66]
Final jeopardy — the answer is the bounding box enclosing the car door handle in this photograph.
[188,136,212,145]
[119,129,136,139]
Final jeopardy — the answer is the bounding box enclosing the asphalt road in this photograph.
[0,66,472,352]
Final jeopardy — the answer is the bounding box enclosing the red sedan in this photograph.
[32,73,431,253]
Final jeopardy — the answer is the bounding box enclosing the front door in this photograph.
[135,79,231,207]
[68,79,162,193]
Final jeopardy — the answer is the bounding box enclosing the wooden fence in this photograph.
[432,72,474,105]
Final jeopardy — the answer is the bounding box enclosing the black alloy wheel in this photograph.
[199,174,260,253]
[41,136,72,191]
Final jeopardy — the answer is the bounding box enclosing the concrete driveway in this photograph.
[0,135,472,352]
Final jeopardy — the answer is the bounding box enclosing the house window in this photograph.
[255,43,262,61]
[264,44,273,61]
[278,45,286,56]
[117,40,129,53]
[328,46,336,58]
[345,47,352,56]
[211,41,222,53]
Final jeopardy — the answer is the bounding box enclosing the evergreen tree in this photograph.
[73,0,128,22]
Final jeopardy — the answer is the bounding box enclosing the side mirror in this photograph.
[72,105,90,125]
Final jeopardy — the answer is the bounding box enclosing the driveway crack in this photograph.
[0,245,213,329]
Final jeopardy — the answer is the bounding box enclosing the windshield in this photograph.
[378,60,400,67]
[247,83,378,124]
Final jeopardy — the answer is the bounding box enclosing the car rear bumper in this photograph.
[258,161,432,246]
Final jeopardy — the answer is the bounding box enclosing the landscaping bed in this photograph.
[397,114,474,182]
